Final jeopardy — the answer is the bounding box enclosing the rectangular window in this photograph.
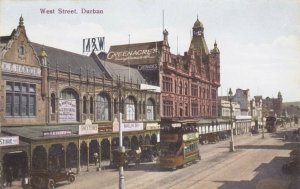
[191,84,198,97]
[163,100,173,117]
[192,103,198,116]
[5,81,36,116]
[162,76,173,92]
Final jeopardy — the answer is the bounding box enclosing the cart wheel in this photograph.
[48,179,55,189]
[68,175,75,183]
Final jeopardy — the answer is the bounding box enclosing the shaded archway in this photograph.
[80,141,88,166]
[123,136,130,149]
[101,139,110,160]
[145,135,151,145]
[48,144,65,173]
[3,151,28,181]
[32,146,47,170]
[111,137,119,150]
[150,134,157,145]
[131,136,139,150]
[138,135,144,145]
[89,140,99,165]
[66,143,78,168]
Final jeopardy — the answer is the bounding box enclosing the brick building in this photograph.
[105,17,220,123]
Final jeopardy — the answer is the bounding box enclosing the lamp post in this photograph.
[261,114,265,139]
[229,88,234,152]
[117,81,125,189]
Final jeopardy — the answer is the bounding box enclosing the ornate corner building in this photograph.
[106,18,220,123]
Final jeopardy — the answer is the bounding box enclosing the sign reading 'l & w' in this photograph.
[83,37,105,53]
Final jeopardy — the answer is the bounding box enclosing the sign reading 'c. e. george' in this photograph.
[83,37,105,53]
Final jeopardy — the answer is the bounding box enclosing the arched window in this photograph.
[90,97,94,114]
[96,93,111,121]
[179,81,183,95]
[83,96,87,114]
[125,96,136,121]
[185,83,188,95]
[60,88,79,122]
[51,93,55,114]
[146,98,155,120]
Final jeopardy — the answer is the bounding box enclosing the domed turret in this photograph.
[211,40,220,54]
[192,16,204,37]
[193,18,203,29]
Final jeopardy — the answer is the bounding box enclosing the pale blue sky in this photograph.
[1,0,299,101]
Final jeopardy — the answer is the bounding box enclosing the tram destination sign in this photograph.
[183,133,198,141]
[0,136,19,146]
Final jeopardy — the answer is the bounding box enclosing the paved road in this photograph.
[7,126,300,189]
[55,126,300,189]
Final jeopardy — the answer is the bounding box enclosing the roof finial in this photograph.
[197,14,198,20]
[19,14,24,26]
[39,45,48,57]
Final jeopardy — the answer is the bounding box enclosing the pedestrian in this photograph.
[296,134,299,142]
[283,132,288,141]
[93,152,99,166]
[6,167,13,187]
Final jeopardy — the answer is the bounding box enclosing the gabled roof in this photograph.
[107,41,163,65]
[98,59,146,84]
[30,42,105,78]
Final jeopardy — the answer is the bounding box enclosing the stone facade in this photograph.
[0,17,46,126]
[0,16,161,175]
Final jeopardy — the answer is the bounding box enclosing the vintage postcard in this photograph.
[0,0,299,189]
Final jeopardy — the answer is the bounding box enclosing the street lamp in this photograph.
[117,79,125,189]
[229,88,234,152]
[261,113,265,139]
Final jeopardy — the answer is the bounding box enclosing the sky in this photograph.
[0,0,299,102]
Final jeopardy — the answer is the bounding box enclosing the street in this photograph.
[54,126,299,189]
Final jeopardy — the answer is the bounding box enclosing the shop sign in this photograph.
[183,133,198,141]
[0,136,19,146]
[137,64,158,71]
[146,123,160,130]
[2,61,41,76]
[112,117,119,132]
[122,122,143,132]
[83,37,105,53]
[43,130,72,137]
[171,123,181,127]
[59,100,77,123]
[107,48,158,61]
[79,122,98,135]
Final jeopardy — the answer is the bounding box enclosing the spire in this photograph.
[211,40,220,54]
[163,29,169,46]
[19,15,24,26]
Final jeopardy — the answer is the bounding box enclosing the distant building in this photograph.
[262,92,283,117]
[232,89,251,116]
